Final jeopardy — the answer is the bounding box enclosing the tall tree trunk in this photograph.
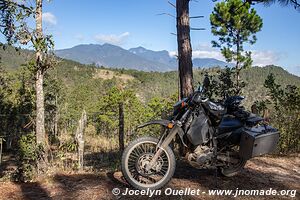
[35,0,47,171]
[118,102,124,152]
[75,110,87,170]
[235,34,241,95]
[0,137,3,165]
[54,94,58,137]
[236,68,241,94]
[176,0,194,99]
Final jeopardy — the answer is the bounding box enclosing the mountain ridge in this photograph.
[55,43,233,71]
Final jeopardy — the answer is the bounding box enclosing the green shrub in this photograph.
[15,133,38,182]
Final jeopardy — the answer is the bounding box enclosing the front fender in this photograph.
[137,120,187,147]
[136,119,172,129]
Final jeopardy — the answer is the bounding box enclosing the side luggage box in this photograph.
[239,125,279,160]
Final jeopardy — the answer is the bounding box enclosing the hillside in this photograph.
[1,46,299,200]
[1,46,300,113]
[0,46,33,70]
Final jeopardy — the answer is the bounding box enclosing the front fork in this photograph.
[145,109,191,171]
[145,125,179,171]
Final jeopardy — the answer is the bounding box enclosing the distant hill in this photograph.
[55,44,233,71]
[0,46,33,71]
[193,58,234,68]
[55,44,173,71]
[128,46,177,68]
[1,46,300,111]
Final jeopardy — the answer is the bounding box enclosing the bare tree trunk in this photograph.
[0,137,3,165]
[36,70,45,144]
[176,0,193,156]
[75,110,87,170]
[54,94,58,137]
[235,34,241,95]
[176,0,194,99]
[6,135,12,150]
[236,68,241,94]
[35,0,48,172]
[118,102,124,152]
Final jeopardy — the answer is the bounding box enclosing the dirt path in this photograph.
[0,155,299,200]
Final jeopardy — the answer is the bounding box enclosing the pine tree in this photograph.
[210,0,263,94]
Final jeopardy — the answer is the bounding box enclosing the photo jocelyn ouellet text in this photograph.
[111,187,297,198]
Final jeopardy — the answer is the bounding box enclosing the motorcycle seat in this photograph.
[218,115,243,134]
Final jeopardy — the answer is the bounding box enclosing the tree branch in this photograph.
[191,27,206,30]
[247,0,300,10]
[167,0,176,8]
[190,15,204,19]
[157,12,176,18]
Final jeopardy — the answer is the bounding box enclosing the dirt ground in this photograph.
[0,155,299,200]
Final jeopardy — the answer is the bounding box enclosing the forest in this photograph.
[0,0,299,199]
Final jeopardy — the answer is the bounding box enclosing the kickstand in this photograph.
[214,164,218,189]
[212,136,218,189]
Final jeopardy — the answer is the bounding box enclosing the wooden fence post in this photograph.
[0,137,3,165]
[118,102,124,152]
[75,110,87,170]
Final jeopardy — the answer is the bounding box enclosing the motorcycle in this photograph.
[121,77,279,190]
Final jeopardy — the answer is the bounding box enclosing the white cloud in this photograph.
[170,43,281,67]
[251,51,280,66]
[169,43,225,61]
[192,50,225,61]
[42,12,57,25]
[168,51,177,57]
[169,49,225,61]
[94,32,130,45]
[191,49,280,66]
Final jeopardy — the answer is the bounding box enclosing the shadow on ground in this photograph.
[84,150,121,171]
[0,156,298,200]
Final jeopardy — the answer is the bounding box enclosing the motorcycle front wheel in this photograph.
[121,136,176,190]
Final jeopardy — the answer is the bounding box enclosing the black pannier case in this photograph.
[239,125,279,160]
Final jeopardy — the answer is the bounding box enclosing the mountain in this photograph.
[129,46,232,69]
[55,44,232,71]
[55,44,173,71]
[129,46,177,68]
[193,58,234,68]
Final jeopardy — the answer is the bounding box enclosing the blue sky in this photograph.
[3,0,300,75]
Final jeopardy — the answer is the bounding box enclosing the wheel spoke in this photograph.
[126,141,170,185]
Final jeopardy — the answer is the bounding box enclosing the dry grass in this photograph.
[84,126,118,153]
[93,69,134,83]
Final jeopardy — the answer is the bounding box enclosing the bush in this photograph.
[257,74,300,153]
[15,133,38,182]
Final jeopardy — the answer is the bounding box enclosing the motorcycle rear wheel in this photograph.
[221,157,247,177]
[121,136,176,190]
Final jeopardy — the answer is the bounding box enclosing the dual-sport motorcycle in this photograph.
[121,77,279,190]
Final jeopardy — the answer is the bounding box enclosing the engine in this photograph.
[187,145,213,168]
